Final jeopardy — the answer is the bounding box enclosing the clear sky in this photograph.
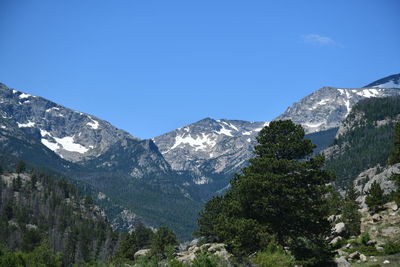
[0,0,399,139]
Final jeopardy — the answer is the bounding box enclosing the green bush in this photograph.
[134,255,159,267]
[383,241,400,255]
[252,242,295,267]
[360,232,370,246]
[192,250,227,267]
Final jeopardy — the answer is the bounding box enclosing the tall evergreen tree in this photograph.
[150,226,178,259]
[365,181,385,214]
[341,186,361,237]
[15,160,26,174]
[388,122,400,165]
[197,120,334,266]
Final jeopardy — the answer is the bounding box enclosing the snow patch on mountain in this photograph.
[53,136,89,153]
[19,93,31,99]
[355,88,380,98]
[41,139,60,152]
[17,121,35,128]
[39,128,89,154]
[215,126,233,136]
[364,73,400,89]
[46,107,60,112]
[170,133,216,152]
[373,80,400,89]
[87,118,100,129]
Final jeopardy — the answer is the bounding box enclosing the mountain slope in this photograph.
[153,118,267,199]
[365,73,400,89]
[0,171,119,265]
[324,96,400,187]
[276,86,400,133]
[0,83,201,240]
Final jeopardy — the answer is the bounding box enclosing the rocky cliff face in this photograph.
[154,118,267,186]
[353,164,399,208]
[0,83,173,180]
[0,83,137,163]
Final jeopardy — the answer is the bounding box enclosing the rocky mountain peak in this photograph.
[0,83,137,162]
[153,118,267,189]
[276,86,400,134]
[364,73,400,89]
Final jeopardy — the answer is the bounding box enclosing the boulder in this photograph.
[381,226,400,237]
[391,203,398,211]
[372,214,382,222]
[207,243,225,253]
[359,253,367,262]
[366,239,377,246]
[330,236,343,245]
[134,249,151,259]
[335,256,351,267]
[383,259,390,264]
[176,243,231,264]
[348,251,360,259]
[176,251,196,264]
[333,222,346,235]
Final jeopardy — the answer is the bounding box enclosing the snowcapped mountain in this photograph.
[364,73,400,89]
[0,82,201,240]
[153,118,267,196]
[276,86,400,133]
[0,83,137,162]
[154,74,400,198]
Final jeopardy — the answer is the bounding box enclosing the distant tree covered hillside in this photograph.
[0,165,120,266]
[325,96,400,187]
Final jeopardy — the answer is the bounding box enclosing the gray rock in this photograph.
[348,251,360,259]
[381,226,400,237]
[330,236,343,245]
[134,249,151,259]
[391,203,398,211]
[353,164,400,208]
[372,214,382,222]
[335,256,351,267]
[333,222,346,235]
[359,253,367,262]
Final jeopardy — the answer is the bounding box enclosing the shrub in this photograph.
[383,241,400,255]
[192,250,228,267]
[252,242,295,267]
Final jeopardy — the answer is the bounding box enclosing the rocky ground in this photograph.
[334,202,400,266]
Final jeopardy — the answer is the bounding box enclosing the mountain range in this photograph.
[0,73,399,239]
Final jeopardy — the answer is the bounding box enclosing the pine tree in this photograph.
[150,226,178,258]
[197,120,334,266]
[365,181,385,214]
[388,122,400,165]
[15,160,26,174]
[390,173,400,205]
[341,186,361,237]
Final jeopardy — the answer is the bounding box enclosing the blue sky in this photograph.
[0,0,399,138]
